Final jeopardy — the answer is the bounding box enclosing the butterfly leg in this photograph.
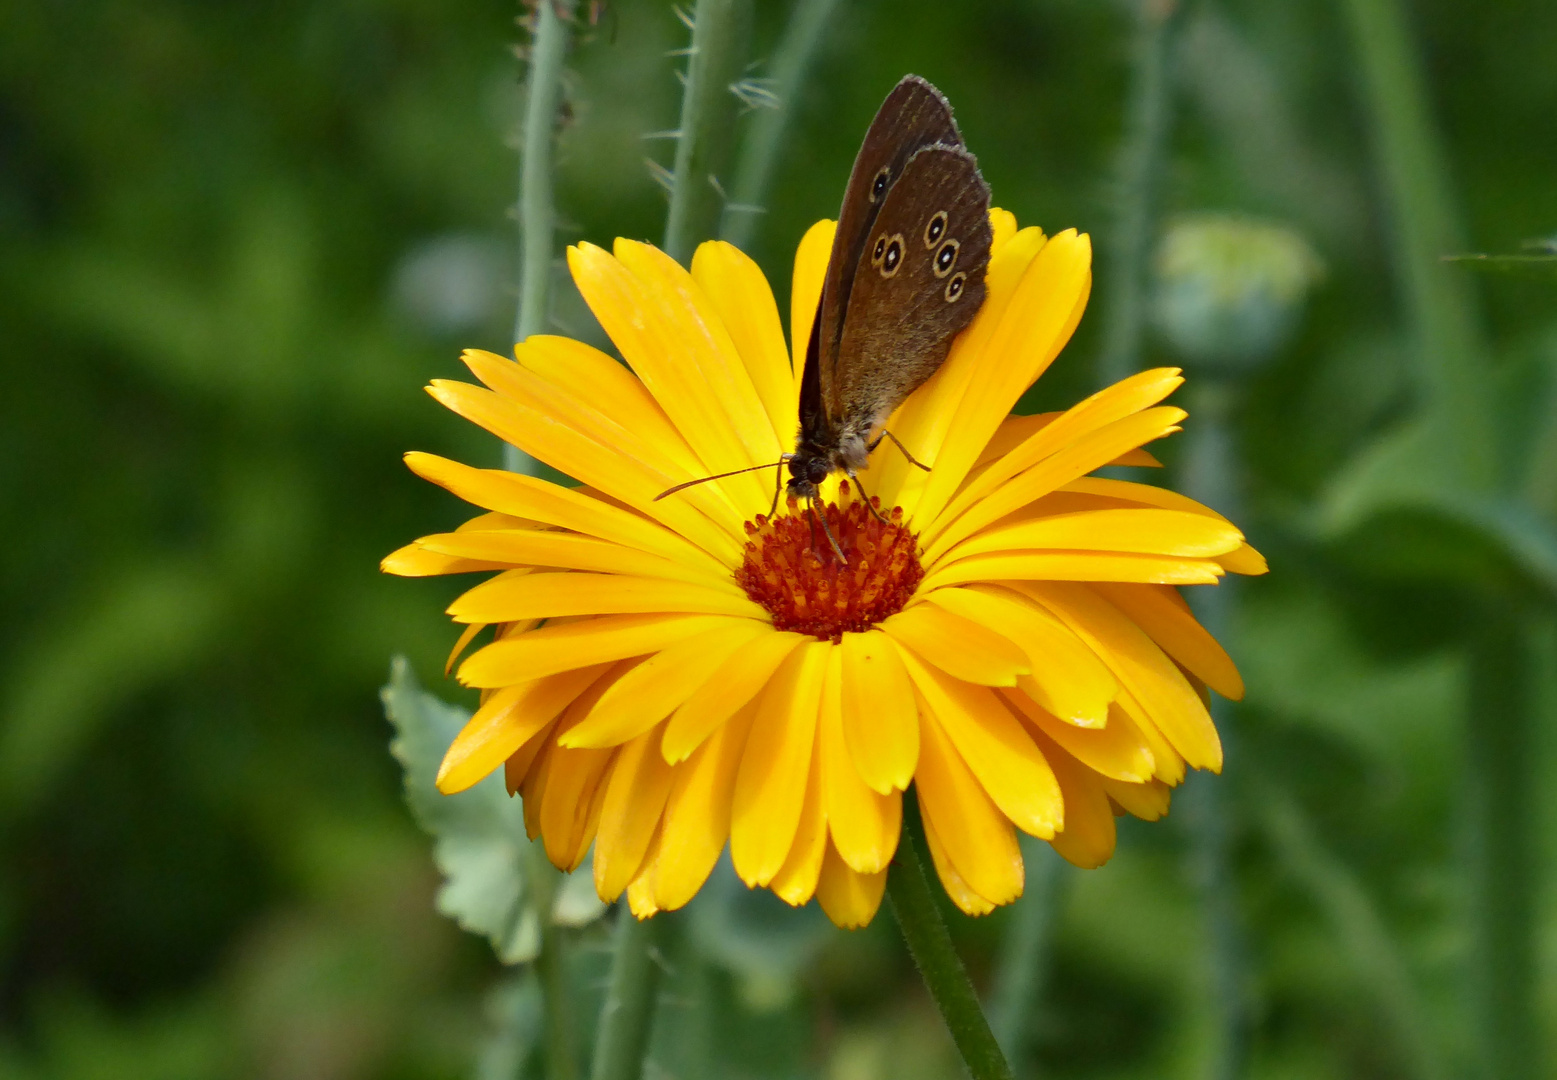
[870,429,933,472]
[809,497,848,566]
[849,471,890,525]
[768,457,789,519]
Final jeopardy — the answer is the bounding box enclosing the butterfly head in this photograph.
[785,446,834,501]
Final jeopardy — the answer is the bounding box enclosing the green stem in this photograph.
[506,0,576,473]
[1335,0,1494,488]
[589,908,664,1080]
[888,803,1015,1080]
[987,838,1069,1070]
[525,845,581,1080]
[662,0,753,264]
[719,0,842,251]
[1179,380,1251,1080]
[1259,780,1445,1080]
[1465,608,1537,1080]
[1096,0,1184,390]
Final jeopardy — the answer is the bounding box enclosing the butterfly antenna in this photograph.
[768,459,786,518]
[654,459,789,501]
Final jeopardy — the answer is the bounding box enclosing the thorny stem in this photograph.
[719,0,842,251]
[506,0,577,473]
[662,0,753,264]
[1096,0,1184,389]
[888,800,1015,1080]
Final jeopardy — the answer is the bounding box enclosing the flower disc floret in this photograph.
[736,489,923,640]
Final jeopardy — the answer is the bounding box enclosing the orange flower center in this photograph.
[735,487,924,641]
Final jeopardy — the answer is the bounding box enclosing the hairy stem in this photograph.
[589,909,664,1080]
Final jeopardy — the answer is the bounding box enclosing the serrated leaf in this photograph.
[383,656,540,963]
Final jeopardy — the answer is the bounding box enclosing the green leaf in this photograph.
[382,656,541,964]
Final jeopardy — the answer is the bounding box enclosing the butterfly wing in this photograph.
[826,144,992,446]
[812,77,962,421]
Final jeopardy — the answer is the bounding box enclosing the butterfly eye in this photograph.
[944,272,967,302]
[871,235,888,267]
[924,211,949,248]
[870,168,890,203]
[932,238,960,278]
[880,234,904,278]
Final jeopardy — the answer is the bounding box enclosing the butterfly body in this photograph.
[786,76,993,502]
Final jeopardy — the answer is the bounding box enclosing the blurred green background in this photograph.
[3,0,1556,1077]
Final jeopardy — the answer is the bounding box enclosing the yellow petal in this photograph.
[922,406,1187,561]
[912,695,1024,905]
[1217,542,1269,575]
[563,620,771,749]
[730,641,829,887]
[1102,776,1172,820]
[539,741,615,871]
[458,613,746,688]
[448,572,764,624]
[1115,688,1187,786]
[593,728,678,901]
[819,646,902,874]
[1091,583,1243,699]
[937,367,1183,532]
[653,702,756,911]
[662,629,808,763]
[1018,583,1222,772]
[899,650,1062,839]
[1033,729,1118,869]
[928,585,1117,728]
[919,804,997,916]
[770,734,828,905]
[789,220,836,390]
[404,451,725,570]
[424,382,745,564]
[838,630,919,793]
[381,542,505,577]
[445,621,488,677]
[920,551,1225,590]
[436,664,609,794]
[911,230,1094,527]
[941,508,1243,563]
[419,528,739,592]
[625,824,663,918]
[815,841,889,929]
[882,603,1030,687]
[873,226,1049,515]
[988,207,1017,253]
[691,241,797,448]
[1001,692,1155,783]
[514,334,705,476]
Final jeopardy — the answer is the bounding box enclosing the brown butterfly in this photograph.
[659,76,992,562]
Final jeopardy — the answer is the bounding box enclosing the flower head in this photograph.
[384,211,1266,928]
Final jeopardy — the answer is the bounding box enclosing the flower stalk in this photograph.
[589,912,664,1080]
[888,802,1015,1080]
[526,844,581,1080]
[662,0,753,265]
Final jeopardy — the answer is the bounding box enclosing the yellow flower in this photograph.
[383,210,1266,928]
